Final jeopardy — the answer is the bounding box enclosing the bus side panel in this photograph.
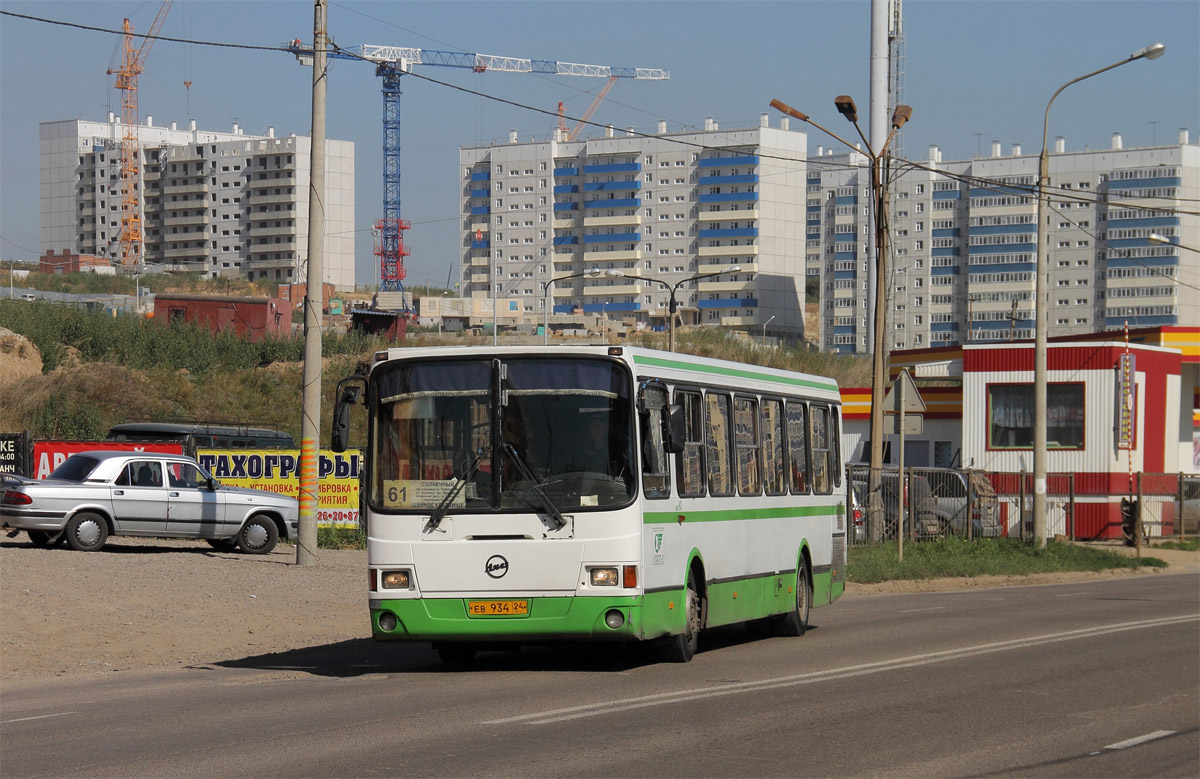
[704,571,798,627]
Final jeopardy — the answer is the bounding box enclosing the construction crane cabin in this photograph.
[108,0,173,268]
[287,40,668,312]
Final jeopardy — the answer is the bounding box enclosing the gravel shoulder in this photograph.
[2,536,1196,682]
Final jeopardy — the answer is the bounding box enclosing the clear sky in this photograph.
[2,0,1197,289]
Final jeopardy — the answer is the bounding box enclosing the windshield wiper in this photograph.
[501,444,567,530]
[427,448,487,530]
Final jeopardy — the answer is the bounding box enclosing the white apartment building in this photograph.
[807,132,1199,353]
[39,116,356,288]
[459,116,808,338]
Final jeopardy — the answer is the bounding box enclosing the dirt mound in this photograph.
[0,327,42,385]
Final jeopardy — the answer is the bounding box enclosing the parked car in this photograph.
[19,293,37,302]
[850,472,937,539]
[0,451,298,553]
[922,469,1001,538]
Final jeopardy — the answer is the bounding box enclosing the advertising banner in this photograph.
[32,441,184,479]
[197,449,362,527]
[0,432,31,477]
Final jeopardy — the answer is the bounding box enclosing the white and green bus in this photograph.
[332,345,847,663]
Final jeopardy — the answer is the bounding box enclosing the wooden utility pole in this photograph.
[297,0,327,566]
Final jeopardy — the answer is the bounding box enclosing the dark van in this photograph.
[106,422,294,458]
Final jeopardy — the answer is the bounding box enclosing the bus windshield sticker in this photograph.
[383,479,465,509]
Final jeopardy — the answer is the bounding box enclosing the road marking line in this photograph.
[482,614,1198,725]
[2,712,76,724]
[1105,730,1175,750]
[901,607,946,613]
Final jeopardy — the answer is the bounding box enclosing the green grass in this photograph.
[317,525,366,550]
[847,537,1167,584]
[1151,538,1200,552]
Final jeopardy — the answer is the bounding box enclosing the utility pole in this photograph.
[297,0,327,566]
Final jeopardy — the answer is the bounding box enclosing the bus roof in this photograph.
[365,345,841,402]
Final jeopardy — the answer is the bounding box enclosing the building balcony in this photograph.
[583,283,644,296]
[698,174,759,185]
[699,262,757,274]
[584,181,641,192]
[697,298,758,309]
[698,245,758,257]
[470,171,490,182]
[698,227,758,239]
[584,197,640,210]
[553,218,577,230]
[162,181,209,195]
[470,220,489,232]
[163,246,206,259]
[249,235,296,247]
[469,256,490,267]
[162,214,210,227]
[470,273,491,283]
[698,192,759,204]
[583,232,640,244]
[583,249,641,262]
[470,188,490,198]
[583,162,641,174]
[250,192,297,205]
[698,280,754,293]
[249,224,295,237]
[698,209,758,222]
[583,214,642,228]
[471,240,490,249]
[698,155,759,168]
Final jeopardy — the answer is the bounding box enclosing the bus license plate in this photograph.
[467,600,529,616]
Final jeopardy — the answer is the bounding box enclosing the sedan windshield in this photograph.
[47,455,103,482]
[370,357,634,513]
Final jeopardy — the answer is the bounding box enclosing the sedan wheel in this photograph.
[238,516,279,555]
[65,512,108,552]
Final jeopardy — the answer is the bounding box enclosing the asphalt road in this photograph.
[2,573,1197,778]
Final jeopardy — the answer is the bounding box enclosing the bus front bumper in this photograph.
[369,595,649,642]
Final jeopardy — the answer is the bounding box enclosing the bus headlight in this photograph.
[382,570,412,589]
[590,567,619,586]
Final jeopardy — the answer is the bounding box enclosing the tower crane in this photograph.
[287,40,668,306]
[108,0,173,267]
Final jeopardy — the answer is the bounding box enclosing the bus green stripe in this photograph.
[631,354,839,393]
[644,504,839,524]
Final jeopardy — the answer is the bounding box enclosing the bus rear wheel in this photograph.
[661,571,701,663]
[773,558,810,637]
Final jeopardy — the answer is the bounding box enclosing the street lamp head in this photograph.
[890,105,913,130]
[1132,42,1166,61]
[1147,232,1172,245]
[834,95,858,123]
[584,268,603,277]
[769,98,808,122]
[723,265,742,273]
[606,270,626,278]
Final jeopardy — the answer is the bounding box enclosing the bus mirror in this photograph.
[665,404,685,454]
[331,376,364,453]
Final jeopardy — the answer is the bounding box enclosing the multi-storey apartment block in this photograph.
[808,133,1198,353]
[459,116,808,337]
[39,116,355,288]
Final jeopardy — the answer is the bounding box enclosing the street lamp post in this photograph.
[543,268,603,345]
[771,96,910,543]
[614,266,741,352]
[1032,42,1164,549]
[762,314,776,340]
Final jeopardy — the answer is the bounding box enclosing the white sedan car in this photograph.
[1,451,298,553]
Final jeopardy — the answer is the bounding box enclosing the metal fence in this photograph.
[846,466,1199,545]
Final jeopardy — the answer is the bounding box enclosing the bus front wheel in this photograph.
[773,557,810,637]
[661,571,701,663]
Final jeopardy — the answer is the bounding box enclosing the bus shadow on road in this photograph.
[209,622,821,678]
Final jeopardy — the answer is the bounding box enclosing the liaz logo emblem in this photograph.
[654,533,663,553]
[485,555,509,579]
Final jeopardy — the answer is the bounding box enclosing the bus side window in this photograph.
[761,398,786,495]
[786,401,809,494]
[675,390,706,497]
[705,392,734,497]
[640,384,671,499]
[734,396,761,496]
[810,404,832,494]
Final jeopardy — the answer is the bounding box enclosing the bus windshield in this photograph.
[370,356,635,513]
